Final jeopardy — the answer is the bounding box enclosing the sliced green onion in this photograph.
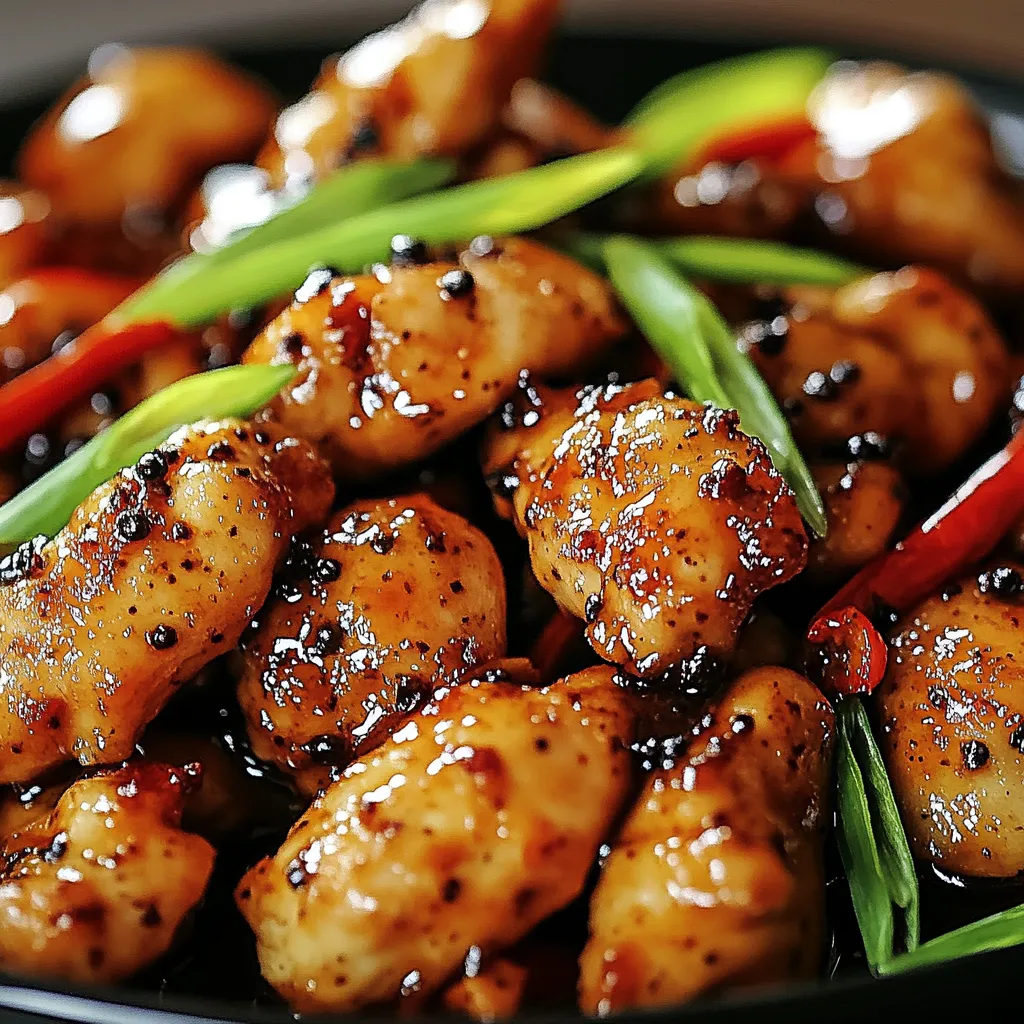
[119,158,454,325]
[626,47,834,175]
[123,148,643,328]
[603,236,730,408]
[561,232,867,286]
[602,235,826,535]
[879,903,1024,976]
[0,364,295,548]
[694,289,826,536]
[836,699,921,973]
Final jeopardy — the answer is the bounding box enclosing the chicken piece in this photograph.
[0,268,139,383]
[0,420,333,785]
[243,236,624,477]
[877,563,1024,878]
[0,761,215,984]
[443,957,528,1021]
[745,268,1009,473]
[579,666,833,1014]
[807,458,905,581]
[482,378,807,677]
[236,661,634,1013]
[776,61,1024,300]
[238,494,507,794]
[0,181,50,287]
[258,0,560,190]
[19,47,275,234]
[0,775,67,837]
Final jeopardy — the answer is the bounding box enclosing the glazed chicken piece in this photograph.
[878,563,1024,878]
[579,666,834,1014]
[0,268,139,383]
[237,661,634,1013]
[243,236,624,478]
[807,458,905,581]
[0,181,50,287]
[442,957,528,1021]
[0,761,215,984]
[18,47,275,270]
[0,420,333,785]
[744,268,1009,474]
[482,378,807,677]
[258,0,560,190]
[238,493,507,794]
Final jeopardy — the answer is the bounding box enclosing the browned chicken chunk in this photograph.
[236,662,633,1013]
[745,268,1009,473]
[258,0,560,190]
[0,420,333,785]
[0,181,50,287]
[0,761,215,984]
[243,236,624,477]
[878,563,1024,877]
[579,667,834,1014]
[483,378,807,677]
[238,493,507,793]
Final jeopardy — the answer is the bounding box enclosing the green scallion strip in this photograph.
[626,47,835,176]
[123,147,643,329]
[119,158,454,325]
[836,699,921,973]
[879,903,1024,976]
[561,232,867,286]
[603,236,730,409]
[0,364,295,548]
[693,289,826,536]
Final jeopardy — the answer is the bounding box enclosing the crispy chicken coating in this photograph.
[878,563,1024,877]
[483,378,807,677]
[579,667,834,1014]
[258,0,560,189]
[0,420,333,785]
[238,494,507,794]
[236,662,633,1013]
[745,268,1009,473]
[0,761,215,984]
[243,236,624,477]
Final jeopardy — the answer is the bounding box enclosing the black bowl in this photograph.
[1,25,1023,1024]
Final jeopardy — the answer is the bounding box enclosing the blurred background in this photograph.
[1,0,1022,100]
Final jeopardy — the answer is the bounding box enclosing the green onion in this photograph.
[602,235,826,535]
[879,903,1024,976]
[604,236,730,408]
[693,287,826,536]
[626,47,835,176]
[562,232,867,286]
[0,364,295,548]
[836,699,920,973]
[123,148,643,329]
[119,158,454,325]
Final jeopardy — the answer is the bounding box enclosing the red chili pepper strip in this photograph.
[807,606,889,696]
[820,430,1024,620]
[695,115,817,167]
[0,318,177,452]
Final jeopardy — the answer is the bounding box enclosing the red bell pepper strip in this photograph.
[807,606,888,696]
[694,115,817,167]
[821,429,1024,619]
[0,317,177,452]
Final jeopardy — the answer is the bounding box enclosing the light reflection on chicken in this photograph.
[243,236,624,477]
[743,268,1009,473]
[257,0,560,190]
[236,661,633,1013]
[0,181,50,288]
[483,378,807,677]
[579,666,834,1014]
[878,563,1024,878]
[0,761,215,983]
[0,420,333,785]
[238,493,507,794]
